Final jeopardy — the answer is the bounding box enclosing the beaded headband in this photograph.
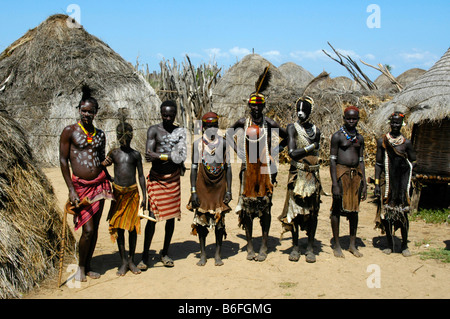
[249,93,265,105]
[202,112,219,123]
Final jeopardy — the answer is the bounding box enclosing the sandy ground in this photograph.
[25,163,449,300]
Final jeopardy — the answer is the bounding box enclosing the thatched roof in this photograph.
[278,62,314,89]
[0,111,75,299]
[305,74,363,93]
[211,54,298,128]
[0,14,161,166]
[371,48,450,134]
[374,68,426,93]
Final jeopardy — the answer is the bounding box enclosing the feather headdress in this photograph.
[249,65,271,105]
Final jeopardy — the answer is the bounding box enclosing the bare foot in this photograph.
[305,250,316,263]
[86,271,101,279]
[116,264,128,276]
[402,248,412,257]
[75,267,87,282]
[197,255,207,266]
[349,246,363,257]
[383,248,392,255]
[333,246,345,258]
[255,251,267,262]
[137,260,148,270]
[289,248,300,262]
[246,250,256,261]
[129,263,141,274]
[214,257,224,266]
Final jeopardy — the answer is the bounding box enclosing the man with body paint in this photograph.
[60,86,113,282]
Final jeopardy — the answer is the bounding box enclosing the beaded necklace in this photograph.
[386,132,405,146]
[340,126,358,143]
[78,121,97,144]
[201,134,224,175]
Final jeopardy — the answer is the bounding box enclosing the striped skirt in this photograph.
[108,183,141,242]
[147,168,181,222]
[72,170,113,231]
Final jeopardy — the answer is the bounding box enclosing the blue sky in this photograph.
[0,1,448,80]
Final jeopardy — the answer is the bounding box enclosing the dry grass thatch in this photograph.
[278,62,314,89]
[0,111,75,299]
[0,14,161,166]
[371,48,450,134]
[373,68,426,94]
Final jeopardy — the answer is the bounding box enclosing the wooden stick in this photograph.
[359,59,403,91]
[138,209,157,222]
[57,210,67,288]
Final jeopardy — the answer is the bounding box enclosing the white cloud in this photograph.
[398,49,439,69]
[205,48,229,59]
[335,49,361,59]
[399,49,437,62]
[229,46,251,57]
[262,50,281,62]
[289,50,325,61]
[365,53,376,60]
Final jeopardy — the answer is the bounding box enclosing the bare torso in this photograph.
[67,123,106,180]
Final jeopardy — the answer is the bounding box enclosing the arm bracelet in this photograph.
[304,144,315,153]
[191,187,197,194]
[375,179,380,185]
[160,154,169,161]
[330,155,337,160]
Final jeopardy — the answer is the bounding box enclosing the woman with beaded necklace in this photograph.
[188,112,232,266]
[329,106,367,258]
[374,111,416,257]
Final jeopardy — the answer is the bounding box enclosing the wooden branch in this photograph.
[322,42,377,90]
[360,60,403,91]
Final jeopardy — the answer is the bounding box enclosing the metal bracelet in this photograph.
[304,144,315,153]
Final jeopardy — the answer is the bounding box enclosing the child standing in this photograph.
[103,122,146,275]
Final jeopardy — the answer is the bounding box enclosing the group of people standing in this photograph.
[60,70,416,282]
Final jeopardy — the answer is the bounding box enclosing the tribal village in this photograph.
[0,13,448,301]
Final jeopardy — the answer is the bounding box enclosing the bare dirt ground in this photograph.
[25,163,449,299]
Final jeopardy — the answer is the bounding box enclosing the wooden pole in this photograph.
[57,210,67,288]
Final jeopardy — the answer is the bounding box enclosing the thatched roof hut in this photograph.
[0,14,161,166]
[211,54,298,128]
[305,74,363,92]
[0,111,74,299]
[374,68,426,93]
[278,62,314,90]
[371,48,450,179]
